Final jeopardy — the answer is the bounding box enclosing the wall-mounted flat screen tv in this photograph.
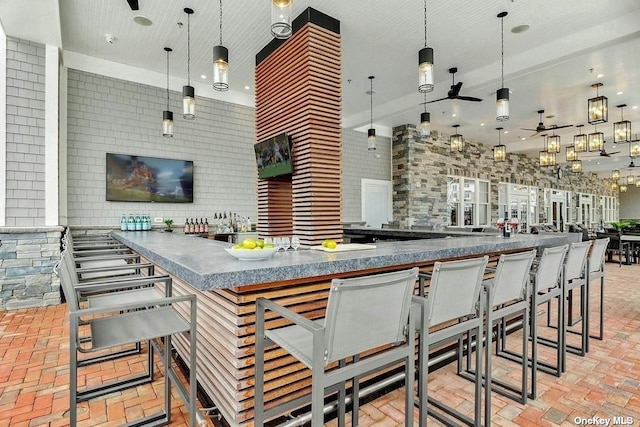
[254,133,293,179]
[106,153,194,203]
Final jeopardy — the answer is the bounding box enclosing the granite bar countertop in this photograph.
[111,230,578,291]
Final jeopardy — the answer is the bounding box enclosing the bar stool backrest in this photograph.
[589,238,610,273]
[58,249,80,311]
[535,245,568,293]
[324,267,418,364]
[564,241,591,281]
[426,256,488,326]
[491,249,537,307]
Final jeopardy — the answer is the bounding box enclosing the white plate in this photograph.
[224,247,278,260]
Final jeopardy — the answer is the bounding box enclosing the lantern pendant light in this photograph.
[182,8,195,120]
[588,124,604,152]
[450,125,463,152]
[630,139,640,158]
[271,0,292,39]
[611,181,619,191]
[418,0,434,93]
[367,76,376,151]
[213,0,229,91]
[588,82,608,124]
[545,131,561,154]
[573,124,587,152]
[620,184,628,193]
[539,150,556,167]
[613,104,631,143]
[635,180,640,188]
[493,127,506,162]
[571,159,582,173]
[627,175,635,185]
[162,47,173,138]
[496,12,509,121]
[566,145,577,161]
[420,93,431,138]
[611,170,621,180]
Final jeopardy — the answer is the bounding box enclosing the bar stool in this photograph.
[254,268,418,427]
[587,238,610,342]
[413,256,488,427]
[497,244,567,399]
[458,249,536,425]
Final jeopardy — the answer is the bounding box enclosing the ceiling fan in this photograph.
[521,110,572,137]
[424,67,483,104]
[126,0,139,11]
[584,146,621,157]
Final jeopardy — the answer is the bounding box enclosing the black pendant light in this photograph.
[162,47,173,137]
[571,159,582,173]
[588,124,604,152]
[418,0,434,93]
[367,76,376,151]
[573,125,587,152]
[271,0,292,39]
[420,93,431,138]
[539,150,556,167]
[620,184,628,193]
[182,8,195,120]
[545,130,560,154]
[630,138,640,158]
[450,125,463,152]
[588,82,607,124]
[493,127,506,161]
[627,175,635,185]
[496,12,509,122]
[614,104,631,143]
[565,145,577,161]
[213,0,229,91]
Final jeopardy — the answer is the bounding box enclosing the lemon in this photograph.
[321,239,331,248]
[325,240,337,249]
[256,239,265,248]
[242,238,257,249]
[263,243,275,249]
[232,244,242,250]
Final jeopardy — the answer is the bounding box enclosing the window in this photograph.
[447,176,490,227]
[498,183,538,233]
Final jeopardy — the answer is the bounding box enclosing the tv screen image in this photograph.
[106,153,194,203]
[254,133,293,179]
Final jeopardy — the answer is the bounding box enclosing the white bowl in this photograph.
[224,247,278,260]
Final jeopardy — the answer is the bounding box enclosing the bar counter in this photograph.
[110,230,578,426]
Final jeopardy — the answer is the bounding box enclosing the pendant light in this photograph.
[271,0,292,39]
[450,125,463,152]
[367,76,376,151]
[182,8,195,120]
[630,139,640,158]
[611,170,621,180]
[213,0,229,91]
[566,145,577,161]
[573,125,587,152]
[162,47,173,138]
[588,124,604,152]
[420,93,431,138]
[588,82,607,124]
[496,12,509,121]
[620,184,627,193]
[418,0,434,93]
[611,181,618,191]
[539,150,556,167]
[571,160,582,173]
[613,104,631,143]
[545,131,560,154]
[493,127,506,161]
[627,175,635,185]
[635,180,640,188]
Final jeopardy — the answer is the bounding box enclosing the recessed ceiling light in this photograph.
[200,74,207,79]
[480,123,485,126]
[511,24,530,34]
[633,106,639,109]
[452,113,457,117]
[133,15,153,26]
[596,73,604,78]
[617,91,623,95]
[612,145,617,148]
[244,85,250,90]
[504,130,509,134]
[521,137,526,141]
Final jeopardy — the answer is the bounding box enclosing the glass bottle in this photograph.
[184,218,190,234]
[199,218,204,233]
[127,213,135,231]
[120,214,127,231]
[503,211,510,238]
[204,218,209,234]
[189,218,195,234]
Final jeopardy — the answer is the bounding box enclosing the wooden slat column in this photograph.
[255,13,342,246]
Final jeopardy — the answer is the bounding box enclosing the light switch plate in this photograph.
[154,217,164,223]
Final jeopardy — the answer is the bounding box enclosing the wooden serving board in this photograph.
[310,243,377,252]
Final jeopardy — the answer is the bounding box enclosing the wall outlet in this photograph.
[153,217,164,223]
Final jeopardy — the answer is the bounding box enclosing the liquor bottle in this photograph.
[120,214,127,231]
[204,218,209,234]
[246,216,252,232]
[189,218,195,234]
[127,213,135,231]
[240,216,247,232]
[222,212,228,233]
[199,218,205,234]
[184,218,190,234]
[503,211,510,238]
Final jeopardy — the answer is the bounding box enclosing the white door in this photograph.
[361,179,393,228]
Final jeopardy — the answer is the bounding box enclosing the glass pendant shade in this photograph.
[635,180,640,188]
[163,110,173,137]
[420,111,431,138]
[588,131,604,152]
[367,128,376,151]
[571,160,582,173]
[493,144,506,162]
[545,135,561,153]
[496,88,509,121]
[620,184,627,193]
[630,141,640,158]
[611,181,618,191]
[573,131,587,152]
[627,175,635,185]
[212,46,229,91]
[588,83,608,124]
[539,150,556,167]
[450,126,463,152]
[566,145,577,161]
[614,120,631,143]
[271,0,292,39]
[182,85,195,120]
[612,169,621,180]
[418,47,434,93]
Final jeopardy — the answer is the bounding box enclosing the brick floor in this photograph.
[1,261,639,426]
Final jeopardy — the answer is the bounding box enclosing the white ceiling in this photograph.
[2,0,640,176]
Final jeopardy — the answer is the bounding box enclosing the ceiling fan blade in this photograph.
[521,128,538,132]
[456,96,483,102]
[548,124,573,130]
[425,96,451,104]
[608,151,621,155]
[450,82,463,97]
[126,0,139,10]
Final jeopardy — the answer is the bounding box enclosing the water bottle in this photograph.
[144,213,151,230]
[135,213,142,231]
[127,213,135,231]
[120,214,127,231]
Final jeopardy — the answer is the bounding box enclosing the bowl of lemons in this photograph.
[224,238,277,260]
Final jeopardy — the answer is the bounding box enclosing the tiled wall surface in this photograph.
[393,124,616,228]
[0,228,62,310]
[5,37,46,226]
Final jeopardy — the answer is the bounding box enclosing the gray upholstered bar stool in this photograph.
[496,244,567,399]
[413,256,488,427]
[254,268,418,427]
[458,249,536,425]
[586,238,610,342]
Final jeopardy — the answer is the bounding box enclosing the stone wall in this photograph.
[0,227,63,310]
[392,124,616,229]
